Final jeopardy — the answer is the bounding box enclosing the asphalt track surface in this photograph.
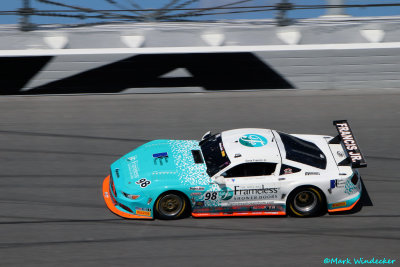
[0,89,399,267]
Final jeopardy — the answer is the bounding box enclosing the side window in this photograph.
[222,163,277,178]
[279,164,301,175]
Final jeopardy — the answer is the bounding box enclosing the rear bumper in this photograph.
[327,171,363,213]
[102,175,153,219]
[328,192,361,213]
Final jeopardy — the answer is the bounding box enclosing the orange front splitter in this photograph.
[102,175,152,219]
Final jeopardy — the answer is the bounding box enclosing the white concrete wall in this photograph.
[1,18,400,94]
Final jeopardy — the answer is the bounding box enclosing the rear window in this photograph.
[278,132,327,169]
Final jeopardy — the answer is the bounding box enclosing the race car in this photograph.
[102,120,366,219]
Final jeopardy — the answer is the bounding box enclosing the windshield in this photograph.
[278,132,327,169]
[200,134,231,177]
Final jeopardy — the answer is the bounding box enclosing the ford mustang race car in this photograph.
[103,120,366,219]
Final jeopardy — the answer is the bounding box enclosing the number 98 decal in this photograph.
[204,192,218,200]
[136,178,151,188]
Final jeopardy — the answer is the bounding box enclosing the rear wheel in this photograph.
[287,187,325,217]
[155,192,188,220]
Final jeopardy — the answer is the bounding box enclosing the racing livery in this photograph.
[102,120,366,219]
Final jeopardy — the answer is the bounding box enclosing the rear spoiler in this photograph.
[329,120,367,168]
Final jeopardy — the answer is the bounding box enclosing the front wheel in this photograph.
[287,187,325,217]
[155,192,188,220]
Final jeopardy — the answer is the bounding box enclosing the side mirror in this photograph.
[201,131,211,141]
[213,176,226,184]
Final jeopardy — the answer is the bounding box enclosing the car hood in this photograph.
[111,140,210,189]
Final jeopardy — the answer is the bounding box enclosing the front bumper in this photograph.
[102,175,153,219]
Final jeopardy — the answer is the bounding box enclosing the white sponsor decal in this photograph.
[336,122,363,163]
[128,156,140,179]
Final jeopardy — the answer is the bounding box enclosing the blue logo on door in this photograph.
[239,134,268,147]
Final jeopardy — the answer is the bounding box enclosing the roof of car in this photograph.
[221,128,281,165]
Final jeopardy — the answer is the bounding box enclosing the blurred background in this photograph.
[2,0,400,94]
[1,0,400,26]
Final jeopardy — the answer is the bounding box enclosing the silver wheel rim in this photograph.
[158,194,183,216]
[294,190,318,213]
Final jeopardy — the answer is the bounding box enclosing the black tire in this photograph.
[287,186,325,217]
[154,192,188,220]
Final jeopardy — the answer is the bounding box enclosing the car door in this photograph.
[204,162,282,214]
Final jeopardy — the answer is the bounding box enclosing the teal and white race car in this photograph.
[102,120,366,219]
